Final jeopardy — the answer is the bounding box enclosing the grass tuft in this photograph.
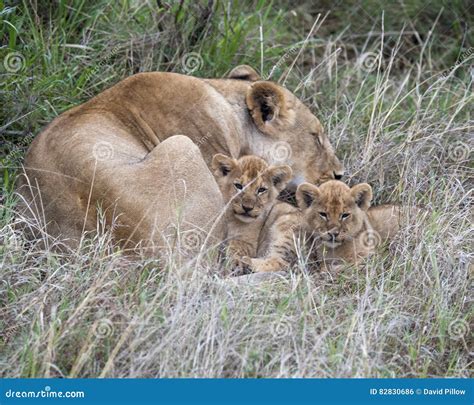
[1,0,472,377]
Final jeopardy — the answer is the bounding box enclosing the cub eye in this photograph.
[319,212,328,220]
[234,183,243,190]
[341,212,351,220]
[257,187,267,194]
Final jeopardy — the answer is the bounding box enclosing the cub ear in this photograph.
[296,183,320,210]
[267,165,293,192]
[228,65,260,81]
[211,154,237,178]
[350,183,373,211]
[246,82,294,136]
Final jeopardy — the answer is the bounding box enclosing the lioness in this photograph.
[211,153,292,267]
[17,65,343,253]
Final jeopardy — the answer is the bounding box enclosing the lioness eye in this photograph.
[319,212,327,220]
[234,183,243,190]
[257,187,267,194]
[341,213,351,220]
[311,132,322,146]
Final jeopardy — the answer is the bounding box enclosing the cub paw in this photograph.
[246,257,284,273]
[229,256,252,276]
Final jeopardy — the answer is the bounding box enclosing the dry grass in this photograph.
[0,0,472,378]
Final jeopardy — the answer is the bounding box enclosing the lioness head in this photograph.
[229,65,344,187]
[296,180,373,247]
[212,153,292,223]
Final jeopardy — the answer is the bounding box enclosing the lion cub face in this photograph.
[296,180,373,247]
[212,154,292,223]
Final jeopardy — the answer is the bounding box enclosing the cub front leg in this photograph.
[247,214,299,273]
[226,239,257,271]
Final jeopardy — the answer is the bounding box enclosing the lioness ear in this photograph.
[267,165,292,192]
[228,65,260,81]
[211,154,237,178]
[246,82,293,136]
[350,183,373,211]
[296,183,320,210]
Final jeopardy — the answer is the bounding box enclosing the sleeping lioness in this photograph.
[17,65,344,254]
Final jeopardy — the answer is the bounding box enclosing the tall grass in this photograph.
[1,0,472,377]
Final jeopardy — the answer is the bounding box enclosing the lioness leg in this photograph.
[17,134,224,255]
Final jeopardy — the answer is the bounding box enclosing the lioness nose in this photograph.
[333,171,343,180]
[242,205,253,213]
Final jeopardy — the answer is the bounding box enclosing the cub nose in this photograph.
[242,205,253,213]
[328,231,339,239]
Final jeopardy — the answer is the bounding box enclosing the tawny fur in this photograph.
[211,153,292,269]
[16,65,343,253]
[296,180,402,268]
[248,180,409,273]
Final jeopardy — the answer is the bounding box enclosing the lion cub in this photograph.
[211,153,292,268]
[296,180,401,267]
